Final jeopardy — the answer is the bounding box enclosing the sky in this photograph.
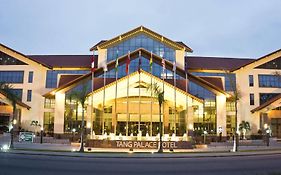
[0,0,280,58]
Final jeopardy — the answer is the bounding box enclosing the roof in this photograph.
[0,91,31,110]
[185,56,254,71]
[58,75,84,87]
[231,48,281,71]
[90,26,193,52]
[28,55,98,69]
[0,43,51,69]
[199,77,224,91]
[251,93,281,113]
[43,48,230,97]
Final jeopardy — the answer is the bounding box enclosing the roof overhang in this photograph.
[0,92,31,110]
[251,93,281,113]
[0,43,51,69]
[44,48,229,98]
[90,26,193,52]
[232,48,281,72]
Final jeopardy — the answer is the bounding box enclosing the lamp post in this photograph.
[264,124,270,147]
[203,130,208,144]
[72,128,76,142]
[40,127,43,144]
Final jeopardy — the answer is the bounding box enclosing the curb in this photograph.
[1,149,281,159]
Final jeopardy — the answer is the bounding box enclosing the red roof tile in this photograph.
[28,55,98,68]
[185,56,254,71]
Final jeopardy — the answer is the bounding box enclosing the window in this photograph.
[45,70,89,88]
[10,89,23,100]
[259,93,280,105]
[107,34,175,62]
[44,98,55,108]
[256,56,281,69]
[44,112,54,132]
[28,71,33,83]
[250,94,254,105]
[249,75,254,87]
[27,90,32,102]
[0,51,27,65]
[258,74,281,88]
[0,71,24,83]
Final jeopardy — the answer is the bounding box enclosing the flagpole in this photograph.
[102,69,106,135]
[138,50,141,137]
[173,61,177,135]
[150,51,153,137]
[126,51,130,137]
[91,67,94,139]
[185,71,189,136]
[114,50,119,135]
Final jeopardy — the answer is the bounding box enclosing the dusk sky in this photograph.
[1,0,280,58]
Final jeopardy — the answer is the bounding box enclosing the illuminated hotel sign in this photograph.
[86,140,192,149]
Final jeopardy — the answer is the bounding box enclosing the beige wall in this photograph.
[235,51,281,133]
[0,48,50,131]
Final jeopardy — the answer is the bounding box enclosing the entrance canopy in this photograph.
[89,69,203,107]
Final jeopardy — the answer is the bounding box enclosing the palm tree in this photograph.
[239,121,251,140]
[147,82,164,153]
[0,82,18,149]
[70,82,90,152]
[224,71,241,152]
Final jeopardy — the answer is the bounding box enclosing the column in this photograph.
[216,95,227,136]
[54,92,65,134]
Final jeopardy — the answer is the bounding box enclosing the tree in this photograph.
[0,82,19,149]
[147,82,164,153]
[239,121,251,140]
[224,71,241,152]
[70,82,90,152]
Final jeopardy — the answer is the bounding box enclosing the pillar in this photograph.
[216,95,227,136]
[54,92,65,134]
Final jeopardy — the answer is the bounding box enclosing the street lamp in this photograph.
[203,130,208,144]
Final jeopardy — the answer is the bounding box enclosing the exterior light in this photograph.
[264,123,268,129]
[188,124,193,130]
[1,144,9,152]
[40,127,44,131]
[72,128,76,133]
[13,119,17,125]
[86,122,91,128]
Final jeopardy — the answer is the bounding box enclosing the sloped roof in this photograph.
[199,77,224,91]
[185,56,254,71]
[28,55,98,68]
[0,43,51,69]
[90,26,193,52]
[251,93,281,113]
[0,91,31,110]
[43,48,230,97]
[232,48,281,71]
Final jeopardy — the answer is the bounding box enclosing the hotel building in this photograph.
[0,26,280,141]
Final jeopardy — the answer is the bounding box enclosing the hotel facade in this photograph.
[0,26,281,141]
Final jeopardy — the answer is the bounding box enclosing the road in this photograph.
[0,153,281,175]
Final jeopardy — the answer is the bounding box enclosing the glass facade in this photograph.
[107,34,175,62]
[259,93,280,105]
[0,51,27,65]
[45,70,89,88]
[0,71,24,83]
[44,112,54,133]
[258,74,281,88]
[191,72,236,92]
[11,89,23,101]
[44,98,55,109]
[256,56,281,69]
[189,81,217,134]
